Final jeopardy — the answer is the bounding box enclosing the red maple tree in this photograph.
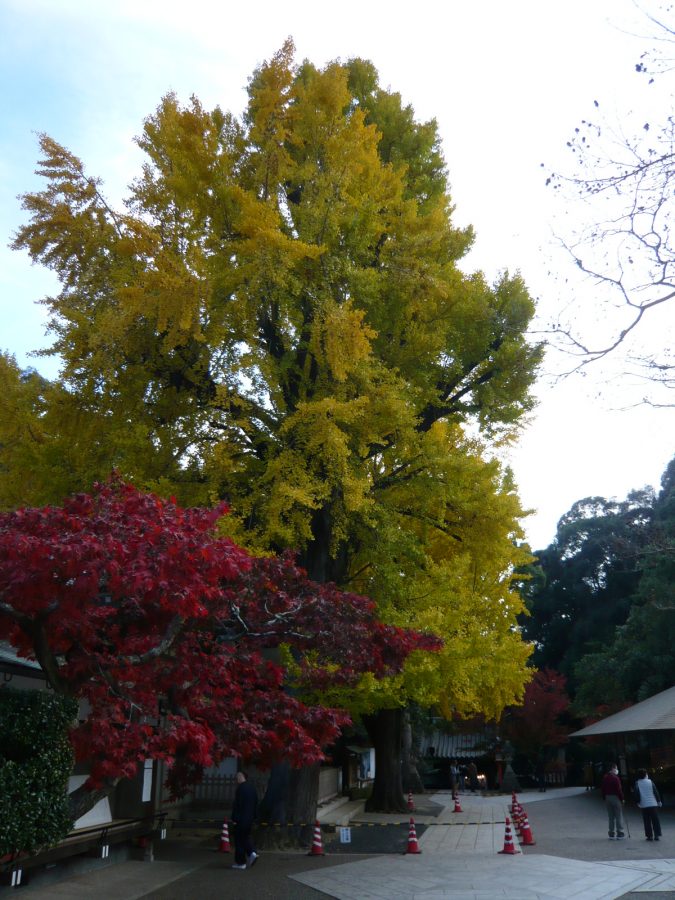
[502,668,571,761]
[0,478,441,812]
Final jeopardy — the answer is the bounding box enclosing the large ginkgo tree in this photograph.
[9,40,542,812]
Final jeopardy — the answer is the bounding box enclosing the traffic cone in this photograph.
[519,812,536,846]
[308,820,325,856]
[406,817,422,854]
[407,791,414,811]
[510,791,518,813]
[219,821,231,853]
[453,793,463,813]
[498,816,520,854]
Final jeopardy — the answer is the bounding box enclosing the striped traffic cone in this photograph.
[407,791,414,811]
[510,791,518,813]
[308,820,326,856]
[498,816,520,854]
[406,817,422,854]
[453,792,463,813]
[219,821,231,853]
[519,812,536,846]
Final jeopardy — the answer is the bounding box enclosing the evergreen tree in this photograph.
[574,457,675,711]
[521,492,652,691]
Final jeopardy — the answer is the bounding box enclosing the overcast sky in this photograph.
[2,0,674,548]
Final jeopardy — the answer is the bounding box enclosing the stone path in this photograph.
[290,790,675,899]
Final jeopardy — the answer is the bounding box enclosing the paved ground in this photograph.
[7,787,675,899]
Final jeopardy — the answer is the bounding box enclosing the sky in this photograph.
[1,0,674,549]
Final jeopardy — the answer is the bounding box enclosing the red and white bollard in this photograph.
[219,821,231,853]
[406,817,422,854]
[308,820,325,856]
[498,816,520,855]
[519,812,536,846]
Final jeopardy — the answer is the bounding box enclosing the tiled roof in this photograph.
[423,731,490,758]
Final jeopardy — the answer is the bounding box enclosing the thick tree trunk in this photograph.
[259,761,290,826]
[258,762,319,848]
[300,500,348,585]
[401,707,424,794]
[288,762,320,846]
[275,505,341,844]
[363,707,407,812]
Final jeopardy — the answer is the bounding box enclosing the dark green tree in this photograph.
[521,492,653,692]
[574,456,675,711]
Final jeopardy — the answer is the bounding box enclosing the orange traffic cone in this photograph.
[498,816,520,855]
[519,812,536,846]
[407,791,415,810]
[453,793,463,813]
[308,820,325,856]
[219,821,231,853]
[406,817,422,854]
[510,791,518,813]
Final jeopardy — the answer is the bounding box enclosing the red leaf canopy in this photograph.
[0,478,440,794]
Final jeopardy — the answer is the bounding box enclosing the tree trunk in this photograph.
[401,707,424,794]
[257,762,319,848]
[288,762,320,846]
[259,761,290,826]
[363,707,407,812]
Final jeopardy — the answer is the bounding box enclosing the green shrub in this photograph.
[0,689,77,856]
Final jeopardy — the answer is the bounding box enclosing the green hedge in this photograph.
[0,688,77,856]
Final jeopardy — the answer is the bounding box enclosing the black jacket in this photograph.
[232,779,258,827]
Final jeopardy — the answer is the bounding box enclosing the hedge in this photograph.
[0,688,77,856]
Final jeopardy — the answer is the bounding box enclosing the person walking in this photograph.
[634,768,663,841]
[601,763,625,840]
[583,761,594,791]
[231,770,259,869]
[450,759,460,793]
[535,756,547,793]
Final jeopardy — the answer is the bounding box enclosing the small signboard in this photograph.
[339,827,352,844]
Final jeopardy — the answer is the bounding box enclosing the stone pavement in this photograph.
[292,789,675,899]
[7,787,675,899]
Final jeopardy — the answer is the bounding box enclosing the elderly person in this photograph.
[634,768,662,842]
[601,763,625,840]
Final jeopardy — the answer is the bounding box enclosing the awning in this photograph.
[571,684,675,737]
[0,641,42,670]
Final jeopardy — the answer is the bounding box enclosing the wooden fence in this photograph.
[187,767,340,809]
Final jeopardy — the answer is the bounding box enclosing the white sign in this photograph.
[142,759,153,802]
[339,827,352,844]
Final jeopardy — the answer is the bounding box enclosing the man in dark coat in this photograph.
[231,771,258,869]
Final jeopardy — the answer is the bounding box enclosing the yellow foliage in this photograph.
[7,42,543,728]
[310,300,376,382]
